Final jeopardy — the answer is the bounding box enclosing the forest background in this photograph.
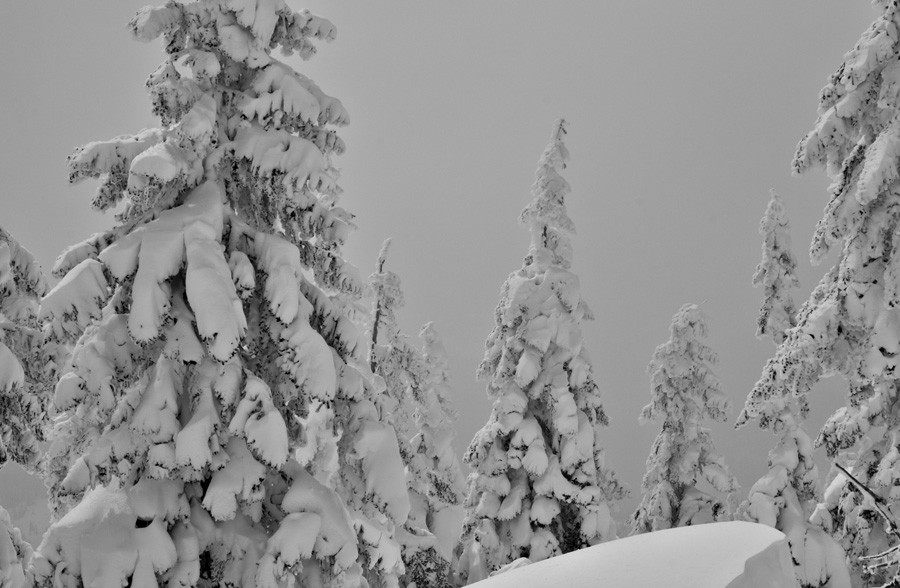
[0,0,878,531]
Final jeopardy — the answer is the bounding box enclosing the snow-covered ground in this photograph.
[471,521,799,588]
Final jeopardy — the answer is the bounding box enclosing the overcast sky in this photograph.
[0,1,879,519]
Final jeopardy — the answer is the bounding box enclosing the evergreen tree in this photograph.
[0,227,48,472]
[631,304,738,534]
[738,3,900,584]
[31,3,410,588]
[752,190,800,345]
[367,242,465,588]
[457,120,625,583]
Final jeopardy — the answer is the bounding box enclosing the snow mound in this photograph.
[470,521,799,588]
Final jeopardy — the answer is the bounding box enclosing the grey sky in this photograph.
[0,1,877,518]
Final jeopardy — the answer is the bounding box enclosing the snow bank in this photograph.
[469,521,799,588]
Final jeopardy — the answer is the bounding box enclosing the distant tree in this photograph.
[31,3,410,588]
[457,120,625,583]
[737,2,900,584]
[743,200,850,587]
[752,190,800,345]
[0,227,48,472]
[631,304,738,534]
[413,322,466,557]
[367,242,466,588]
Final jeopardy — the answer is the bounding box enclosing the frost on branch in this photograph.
[631,304,738,534]
[458,120,625,584]
[39,2,408,587]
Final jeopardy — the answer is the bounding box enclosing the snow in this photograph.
[217,14,271,68]
[175,363,220,472]
[129,4,182,42]
[0,343,24,393]
[252,231,309,325]
[281,465,359,570]
[33,482,179,588]
[352,420,410,524]
[280,315,336,400]
[202,438,266,521]
[231,124,334,194]
[226,0,286,46]
[470,522,800,588]
[40,258,108,339]
[228,374,289,467]
[243,63,321,127]
[0,506,30,588]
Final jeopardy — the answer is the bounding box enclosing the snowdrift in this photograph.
[470,521,799,588]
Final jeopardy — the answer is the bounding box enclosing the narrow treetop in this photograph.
[520,118,577,270]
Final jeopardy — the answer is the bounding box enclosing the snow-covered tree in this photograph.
[631,304,738,534]
[753,190,800,345]
[32,3,411,588]
[0,506,33,588]
[0,227,48,471]
[413,323,466,556]
[743,201,850,588]
[367,242,465,588]
[741,411,850,588]
[738,3,900,584]
[457,120,625,584]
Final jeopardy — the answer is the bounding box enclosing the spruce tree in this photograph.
[0,227,48,472]
[631,304,738,533]
[752,190,800,345]
[31,3,410,588]
[738,3,900,584]
[457,120,625,583]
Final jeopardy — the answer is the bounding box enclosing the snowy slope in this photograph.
[470,521,799,588]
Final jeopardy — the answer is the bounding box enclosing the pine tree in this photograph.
[0,227,48,472]
[457,120,625,583]
[753,190,800,345]
[367,242,465,588]
[738,3,900,584]
[631,304,738,533]
[31,3,410,588]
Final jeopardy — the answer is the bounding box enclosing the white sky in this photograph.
[0,1,879,518]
